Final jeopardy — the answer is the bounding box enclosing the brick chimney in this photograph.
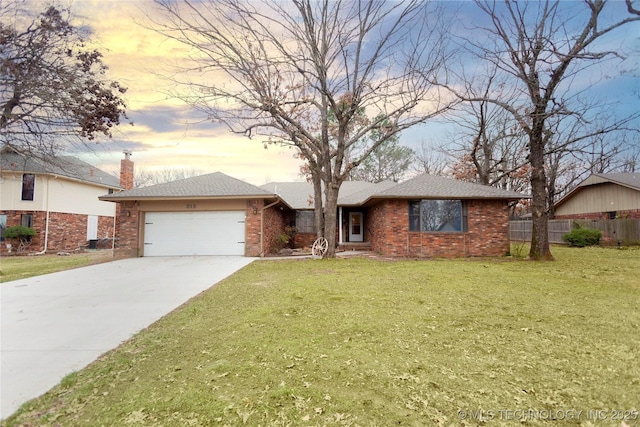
[120,150,134,190]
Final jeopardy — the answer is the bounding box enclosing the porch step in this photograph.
[338,242,372,251]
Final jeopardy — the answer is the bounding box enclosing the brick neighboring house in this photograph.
[554,173,640,220]
[0,146,130,253]
[100,172,526,258]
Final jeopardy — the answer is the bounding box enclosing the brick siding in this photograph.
[465,199,511,257]
[261,204,290,255]
[107,197,513,259]
[120,157,134,190]
[293,232,317,249]
[1,210,114,253]
[245,199,264,257]
[113,201,139,258]
[367,199,511,258]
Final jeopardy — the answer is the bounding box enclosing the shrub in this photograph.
[274,226,298,251]
[4,225,36,240]
[562,227,602,247]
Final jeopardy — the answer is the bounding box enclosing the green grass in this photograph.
[0,252,113,283]
[3,246,639,426]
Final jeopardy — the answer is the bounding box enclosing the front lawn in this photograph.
[0,252,114,283]
[3,246,639,426]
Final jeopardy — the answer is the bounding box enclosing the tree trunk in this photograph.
[547,180,557,220]
[528,123,554,260]
[312,172,324,238]
[323,181,339,258]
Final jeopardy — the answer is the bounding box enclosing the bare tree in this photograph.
[0,3,129,156]
[445,0,640,260]
[543,110,637,217]
[447,95,530,192]
[413,139,450,176]
[616,135,640,172]
[149,0,454,257]
[132,167,205,188]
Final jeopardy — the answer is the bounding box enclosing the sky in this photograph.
[66,0,306,185]
[21,0,640,186]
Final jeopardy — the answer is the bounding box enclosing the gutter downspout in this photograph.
[111,209,116,255]
[34,176,51,255]
[338,206,343,244]
[41,176,51,254]
[45,177,50,252]
[260,199,280,257]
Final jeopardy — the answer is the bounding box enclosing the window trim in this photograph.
[21,173,35,201]
[21,214,33,228]
[409,199,468,233]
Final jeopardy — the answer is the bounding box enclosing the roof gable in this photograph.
[554,172,640,209]
[0,150,120,189]
[589,173,640,190]
[102,172,273,200]
[260,182,314,209]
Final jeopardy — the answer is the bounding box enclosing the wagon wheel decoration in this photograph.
[311,237,328,259]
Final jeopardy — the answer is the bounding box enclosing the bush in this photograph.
[274,226,298,252]
[4,225,36,240]
[562,227,602,247]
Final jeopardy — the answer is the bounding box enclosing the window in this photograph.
[409,200,467,232]
[20,214,33,242]
[296,210,316,233]
[0,214,6,242]
[22,174,35,200]
[21,214,33,228]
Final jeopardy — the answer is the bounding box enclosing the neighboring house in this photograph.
[554,173,640,220]
[0,147,131,253]
[100,172,526,258]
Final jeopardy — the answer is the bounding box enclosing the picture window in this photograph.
[409,200,467,232]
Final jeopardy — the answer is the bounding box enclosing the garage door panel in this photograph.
[144,211,245,256]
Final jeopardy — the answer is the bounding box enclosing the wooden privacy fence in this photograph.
[510,219,640,245]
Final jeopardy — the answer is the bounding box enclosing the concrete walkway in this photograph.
[0,256,255,419]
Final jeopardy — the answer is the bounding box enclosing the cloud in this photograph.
[58,0,636,188]
[127,104,225,135]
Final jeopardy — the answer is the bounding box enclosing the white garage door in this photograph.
[144,211,246,256]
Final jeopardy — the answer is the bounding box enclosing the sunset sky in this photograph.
[69,0,306,185]
[46,0,640,185]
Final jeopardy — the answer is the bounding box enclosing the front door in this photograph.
[349,212,363,242]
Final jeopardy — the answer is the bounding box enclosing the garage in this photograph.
[143,211,246,256]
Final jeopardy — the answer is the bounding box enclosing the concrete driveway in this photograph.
[0,256,255,419]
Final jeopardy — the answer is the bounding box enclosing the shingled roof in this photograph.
[260,182,315,209]
[98,171,528,204]
[1,148,120,189]
[100,172,274,200]
[261,174,526,209]
[260,181,396,209]
[589,173,640,190]
[371,173,527,201]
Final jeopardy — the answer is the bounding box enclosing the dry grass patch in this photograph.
[0,251,114,283]
[3,246,639,426]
